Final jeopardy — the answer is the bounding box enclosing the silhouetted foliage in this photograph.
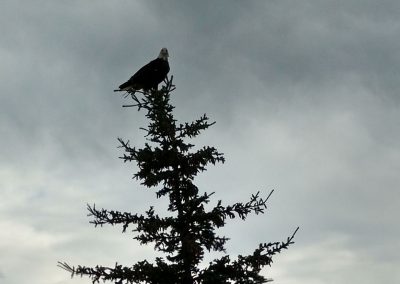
[59,77,298,283]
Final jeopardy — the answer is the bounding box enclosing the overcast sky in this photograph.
[1,1,399,283]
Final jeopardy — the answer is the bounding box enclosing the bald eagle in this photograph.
[115,48,170,92]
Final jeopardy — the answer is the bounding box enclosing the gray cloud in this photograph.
[1,1,399,283]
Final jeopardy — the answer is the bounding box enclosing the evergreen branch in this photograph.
[210,190,273,223]
[176,114,216,139]
[122,90,150,109]
[259,226,299,257]
[188,146,225,168]
[117,138,138,163]
[162,75,176,92]
[58,259,180,284]
[58,261,74,274]
[198,228,298,283]
[117,142,225,188]
[87,204,174,235]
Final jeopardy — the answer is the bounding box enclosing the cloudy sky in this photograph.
[1,1,399,283]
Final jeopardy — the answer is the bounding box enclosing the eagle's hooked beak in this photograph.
[159,48,169,60]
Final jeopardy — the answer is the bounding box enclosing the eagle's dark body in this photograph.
[116,48,170,92]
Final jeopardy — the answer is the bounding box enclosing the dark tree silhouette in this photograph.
[59,77,298,284]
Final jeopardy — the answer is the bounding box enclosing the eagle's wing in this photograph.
[118,59,159,90]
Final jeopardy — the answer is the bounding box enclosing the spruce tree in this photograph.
[59,77,298,283]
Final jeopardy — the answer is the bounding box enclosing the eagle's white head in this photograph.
[158,47,169,61]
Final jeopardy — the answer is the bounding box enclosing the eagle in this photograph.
[115,48,170,93]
